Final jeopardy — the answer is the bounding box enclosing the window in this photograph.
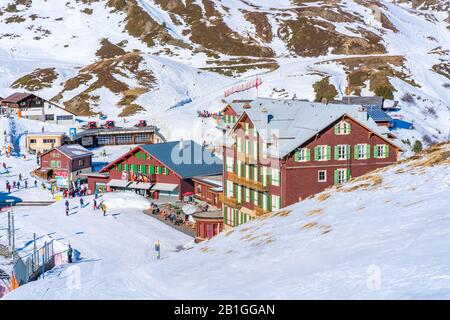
[374,144,389,158]
[49,160,60,168]
[245,139,250,155]
[245,164,250,179]
[318,170,327,182]
[236,138,242,153]
[245,187,250,202]
[334,121,351,135]
[30,139,36,143]
[197,184,202,194]
[262,166,268,187]
[315,145,330,161]
[262,194,268,211]
[244,123,249,136]
[117,134,132,144]
[355,144,370,160]
[252,141,258,160]
[237,160,242,176]
[45,114,54,121]
[253,190,259,206]
[226,181,234,198]
[226,157,234,172]
[294,148,310,162]
[56,115,73,121]
[271,168,280,186]
[135,133,150,143]
[52,152,60,158]
[78,159,85,167]
[271,195,281,211]
[335,145,350,160]
[140,164,147,173]
[236,185,242,203]
[334,169,350,185]
[253,167,258,182]
[44,139,56,144]
[97,136,114,145]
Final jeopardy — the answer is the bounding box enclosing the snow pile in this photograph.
[102,192,150,211]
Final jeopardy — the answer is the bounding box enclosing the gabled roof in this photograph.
[228,98,402,158]
[101,140,223,179]
[2,92,35,103]
[53,144,93,159]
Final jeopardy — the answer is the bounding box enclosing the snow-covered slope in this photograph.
[0,0,449,149]
[2,143,449,299]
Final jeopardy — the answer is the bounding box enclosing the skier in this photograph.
[12,181,16,189]
[16,181,20,189]
[65,199,69,210]
[34,180,37,188]
[24,180,28,189]
[93,198,97,210]
[94,189,99,199]
[18,173,22,181]
[101,203,107,217]
[66,207,69,216]
[67,245,73,263]
[79,197,84,208]
[7,183,11,193]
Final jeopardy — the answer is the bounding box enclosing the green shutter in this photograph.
[354,145,359,160]
[223,207,227,224]
[141,164,146,173]
[314,147,319,160]
[118,163,122,171]
[346,169,351,181]
[334,124,339,134]
[334,146,339,160]
[125,164,129,171]
[269,195,272,212]
[347,123,351,134]
[136,152,141,159]
[164,167,169,175]
[149,165,155,174]
[306,148,311,161]
[374,145,379,158]
[294,149,300,162]
[132,164,138,173]
[334,170,339,185]
[326,146,331,160]
[346,145,351,159]
[366,145,371,159]
[385,145,389,158]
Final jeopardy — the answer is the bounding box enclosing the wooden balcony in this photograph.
[227,172,268,193]
[219,194,241,209]
[236,151,257,164]
[254,206,270,216]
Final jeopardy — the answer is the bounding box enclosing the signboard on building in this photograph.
[69,128,77,139]
[81,136,94,146]
[56,176,69,188]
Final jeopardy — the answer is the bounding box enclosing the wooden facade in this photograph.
[222,113,402,227]
[192,175,223,208]
[193,211,224,243]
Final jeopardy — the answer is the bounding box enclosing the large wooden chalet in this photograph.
[1,92,75,124]
[86,140,222,200]
[222,98,404,227]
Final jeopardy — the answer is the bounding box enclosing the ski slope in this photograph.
[2,143,449,299]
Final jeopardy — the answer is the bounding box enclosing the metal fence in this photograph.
[13,240,55,285]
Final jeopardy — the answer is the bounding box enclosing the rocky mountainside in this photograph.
[0,0,449,146]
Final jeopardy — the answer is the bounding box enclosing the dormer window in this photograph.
[334,121,351,135]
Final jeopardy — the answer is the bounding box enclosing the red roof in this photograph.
[2,92,35,103]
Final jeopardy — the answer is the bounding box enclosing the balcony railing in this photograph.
[219,194,241,209]
[254,206,270,216]
[227,172,268,193]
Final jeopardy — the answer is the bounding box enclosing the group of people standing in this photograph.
[65,196,107,216]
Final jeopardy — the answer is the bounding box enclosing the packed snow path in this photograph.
[7,116,27,157]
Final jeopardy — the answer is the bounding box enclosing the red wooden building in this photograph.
[222,98,404,227]
[36,144,93,187]
[85,140,222,200]
[192,175,223,208]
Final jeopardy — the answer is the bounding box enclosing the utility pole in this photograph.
[6,200,14,261]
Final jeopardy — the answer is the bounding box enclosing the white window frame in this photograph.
[245,187,250,202]
[357,144,367,159]
[271,195,281,211]
[298,148,307,161]
[271,168,280,186]
[318,170,327,182]
[336,121,351,135]
[376,144,387,158]
[317,145,327,161]
[226,181,234,198]
[253,190,259,206]
[226,157,234,172]
[337,145,348,160]
[337,169,348,184]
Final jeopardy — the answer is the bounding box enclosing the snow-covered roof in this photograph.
[56,144,93,159]
[230,98,401,158]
